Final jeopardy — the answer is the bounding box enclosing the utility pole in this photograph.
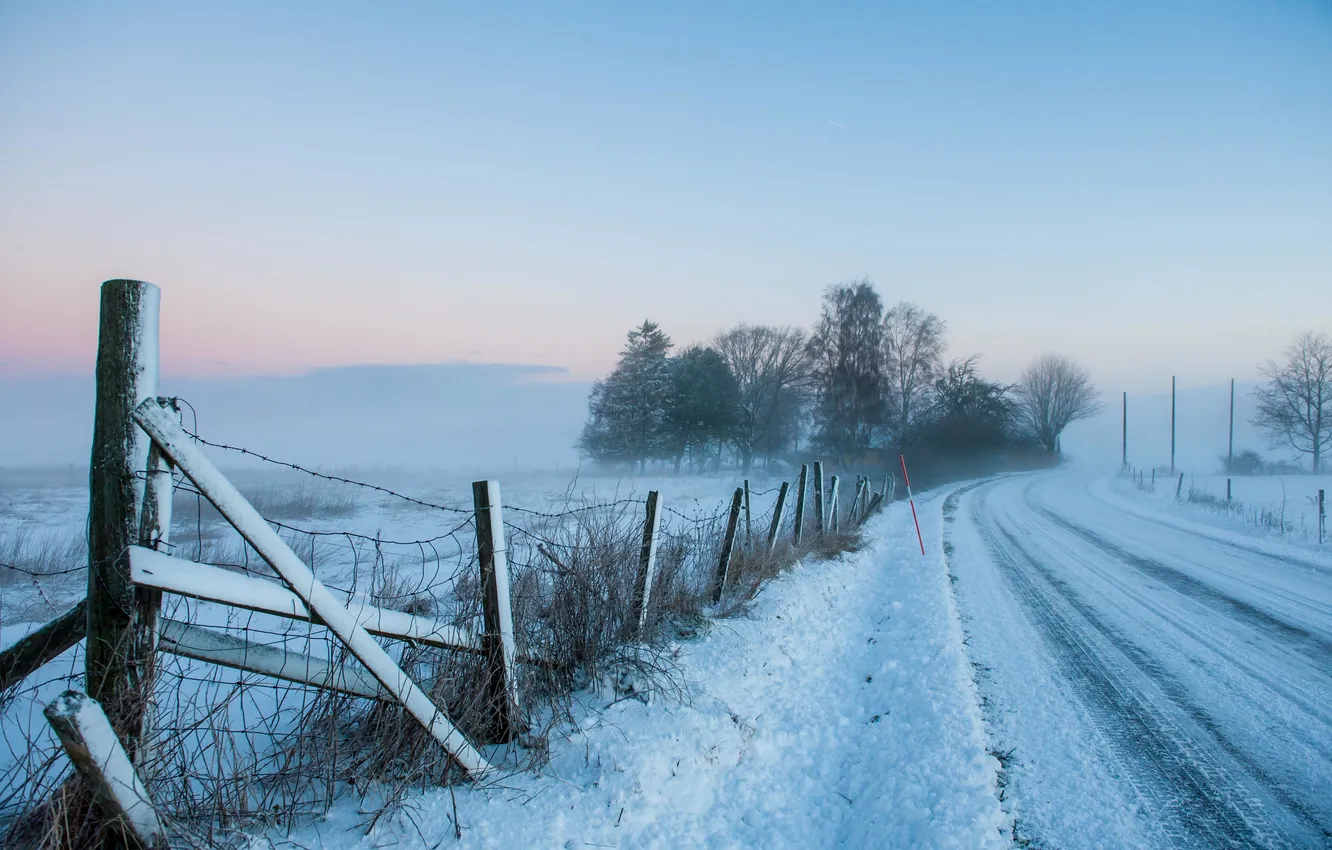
[1228,378,1235,473]
[1122,391,1127,469]
[1170,375,1176,476]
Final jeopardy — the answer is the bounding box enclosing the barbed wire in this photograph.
[167,407,470,516]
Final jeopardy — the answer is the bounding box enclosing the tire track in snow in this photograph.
[970,486,1309,849]
[1035,507,1332,666]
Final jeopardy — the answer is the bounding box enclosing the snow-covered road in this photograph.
[948,471,1332,849]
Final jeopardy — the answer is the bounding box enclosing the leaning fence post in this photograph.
[743,479,752,549]
[793,464,808,546]
[1175,472,1184,500]
[767,481,789,552]
[712,488,745,603]
[629,491,662,634]
[45,690,166,848]
[86,279,161,757]
[848,478,863,522]
[813,461,825,536]
[472,480,519,743]
[828,475,840,532]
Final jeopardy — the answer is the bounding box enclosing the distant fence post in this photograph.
[743,479,752,549]
[767,481,789,552]
[848,478,863,521]
[629,491,662,634]
[813,461,825,536]
[472,480,519,743]
[712,488,745,603]
[45,691,166,849]
[828,475,840,532]
[86,279,161,757]
[1175,472,1184,500]
[793,464,808,545]
[1319,489,1325,544]
[1227,478,1232,501]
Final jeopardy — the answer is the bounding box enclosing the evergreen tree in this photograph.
[664,346,740,473]
[577,321,674,469]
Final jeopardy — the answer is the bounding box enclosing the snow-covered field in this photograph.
[1118,471,1330,544]
[10,458,1330,848]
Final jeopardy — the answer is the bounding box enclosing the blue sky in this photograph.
[2,0,1328,392]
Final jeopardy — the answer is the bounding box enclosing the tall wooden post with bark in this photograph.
[86,279,161,755]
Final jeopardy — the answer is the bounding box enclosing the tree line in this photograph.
[578,278,1100,474]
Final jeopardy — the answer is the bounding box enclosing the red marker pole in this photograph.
[901,454,925,556]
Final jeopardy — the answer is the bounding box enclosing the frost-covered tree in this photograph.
[713,324,811,473]
[1013,354,1101,454]
[577,321,673,470]
[807,279,885,460]
[1252,331,1332,473]
[664,346,740,473]
[882,302,946,447]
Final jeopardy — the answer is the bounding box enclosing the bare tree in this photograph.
[1013,354,1101,453]
[882,302,946,447]
[807,279,885,460]
[1253,331,1332,473]
[713,324,811,474]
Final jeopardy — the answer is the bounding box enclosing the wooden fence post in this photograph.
[86,279,161,756]
[828,475,840,532]
[793,464,808,546]
[1227,478,1232,501]
[767,482,789,552]
[712,488,745,603]
[472,480,519,743]
[1176,472,1185,500]
[45,691,165,848]
[1318,489,1324,545]
[812,461,825,536]
[743,479,752,549]
[629,491,662,635]
[847,478,863,522]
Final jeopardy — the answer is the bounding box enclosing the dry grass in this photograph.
[0,529,86,587]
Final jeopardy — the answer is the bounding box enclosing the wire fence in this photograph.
[1,407,828,845]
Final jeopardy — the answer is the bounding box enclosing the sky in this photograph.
[2,0,1329,393]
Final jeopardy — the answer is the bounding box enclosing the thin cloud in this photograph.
[829,120,846,129]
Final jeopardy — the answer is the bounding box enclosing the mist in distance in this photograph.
[0,363,589,475]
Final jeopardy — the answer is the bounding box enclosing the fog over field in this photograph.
[0,363,590,474]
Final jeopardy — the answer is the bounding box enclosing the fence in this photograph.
[1120,462,1328,542]
[0,280,893,847]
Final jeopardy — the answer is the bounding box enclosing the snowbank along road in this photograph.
[294,496,1006,849]
[948,470,1332,849]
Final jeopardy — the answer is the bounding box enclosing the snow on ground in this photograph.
[284,496,1005,850]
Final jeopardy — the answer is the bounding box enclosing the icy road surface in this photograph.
[948,471,1332,849]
